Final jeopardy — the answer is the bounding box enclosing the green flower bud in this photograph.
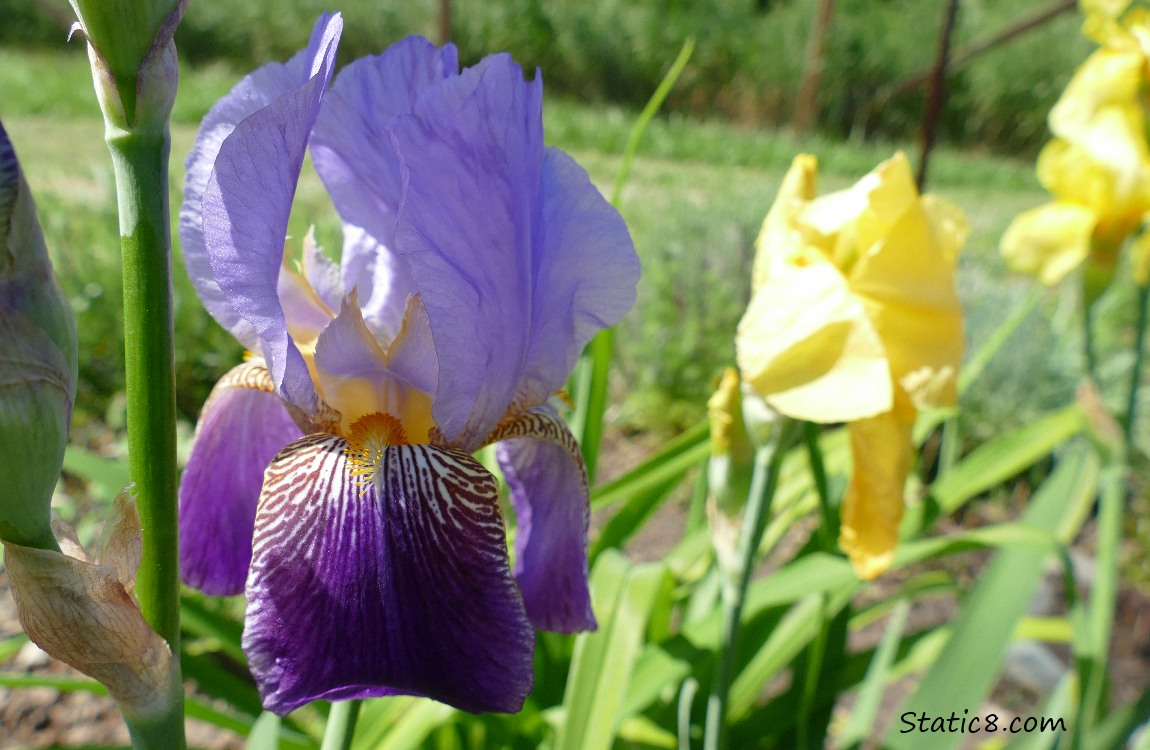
[0,122,77,550]
[68,0,186,131]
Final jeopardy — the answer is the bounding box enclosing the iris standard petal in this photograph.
[201,14,341,415]
[179,361,303,595]
[515,149,639,408]
[244,434,534,715]
[181,14,342,350]
[850,200,965,410]
[312,37,459,245]
[397,55,603,449]
[736,249,892,422]
[492,405,595,633]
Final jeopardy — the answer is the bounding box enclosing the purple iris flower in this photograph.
[177,14,639,715]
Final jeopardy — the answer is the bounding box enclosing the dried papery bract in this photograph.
[3,490,177,721]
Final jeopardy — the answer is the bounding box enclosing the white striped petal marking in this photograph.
[243,430,534,715]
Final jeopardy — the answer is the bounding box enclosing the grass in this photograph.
[0,44,1100,448]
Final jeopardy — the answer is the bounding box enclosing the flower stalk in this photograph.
[703,418,796,750]
[1123,283,1149,448]
[67,0,187,743]
[319,700,362,750]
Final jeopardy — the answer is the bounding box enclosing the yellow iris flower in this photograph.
[1002,4,1150,287]
[736,153,968,579]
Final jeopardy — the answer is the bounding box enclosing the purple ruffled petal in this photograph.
[390,54,544,449]
[493,405,595,632]
[244,434,534,715]
[179,361,302,596]
[312,37,459,246]
[181,14,342,350]
[518,149,638,406]
[391,55,638,449]
[201,14,341,415]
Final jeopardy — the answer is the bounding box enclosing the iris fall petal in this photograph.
[179,361,303,595]
[493,405,595,633]
[244,434,534,715]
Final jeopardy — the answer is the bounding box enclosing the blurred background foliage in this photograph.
[0,0,1113,448]
[3,0,1090,154]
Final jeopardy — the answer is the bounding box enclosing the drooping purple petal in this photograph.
[311,37,459,246]
[493,405,595,632]
[390,54,544,449]
[181,14,342,350]
[517,149,638,406]
[179,361,302,596]
[201,14,341,415]
[244,434,534,715]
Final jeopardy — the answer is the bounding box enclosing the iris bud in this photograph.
[0,123,77,551]
[67,0,185,131]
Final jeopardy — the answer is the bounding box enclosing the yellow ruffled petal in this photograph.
[737,250,892,422]
[799,152,918,273]
[839,394,916,580]
[850,203,964,410]
[1051,47,1143,137]
[1001,202,1097,284]
[751,154,818,292]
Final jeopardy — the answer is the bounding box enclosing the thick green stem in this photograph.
[320,700,362,750]
[703,420,794,750]
[1123,285,1149,449]
[106,127,183,745]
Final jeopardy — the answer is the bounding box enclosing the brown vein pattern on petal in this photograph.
[244,433,534,715]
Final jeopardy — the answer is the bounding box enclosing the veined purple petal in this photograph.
[390,54,544,449]
[493,405,595,632]
[312,37,459,246]
[518,149,638,406]
[391,56,638,449]
[244,434,534,715]
[201,14,341,415]
[339,224,416,343]
[181,14,342,350]
[179,361,302,596]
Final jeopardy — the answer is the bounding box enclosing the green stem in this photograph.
[1084,301,1099,383]
[106,127,183,743]
[796,593,830,750]
[703,420,795,750]
[1073,463,1124,747]
[803,421,834,549]
[320,700,362,750]
[1123,285,1149,449]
